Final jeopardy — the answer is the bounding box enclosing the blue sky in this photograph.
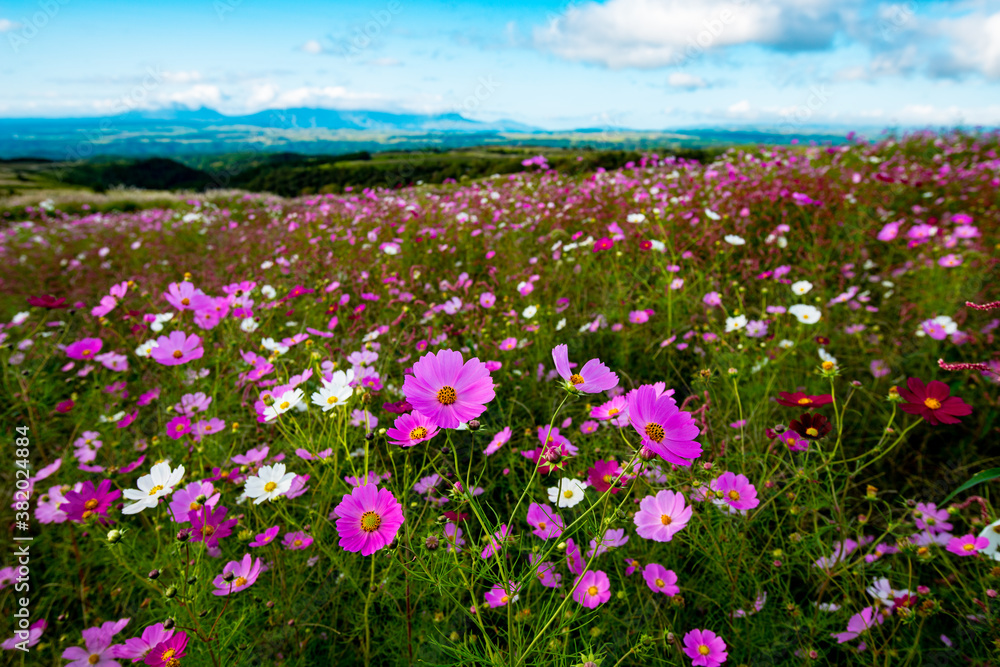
[1,0,998,129]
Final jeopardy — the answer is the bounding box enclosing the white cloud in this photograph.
[301,39,324,55]
[727,99,753,116]
[161,71,203,85]
[161,85,224,109]
[937,11,1000,79]
[667,72,708,89]
[266,85,387,110]
[532,0,849,69]
[0,18,21,32]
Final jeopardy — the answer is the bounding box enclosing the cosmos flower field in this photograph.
[0,131,999,666]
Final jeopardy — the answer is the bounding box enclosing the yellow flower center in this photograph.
[587,585,599,596]
[234,576,247,587]
[82,510,94,520]
[263,481,277,493]
[728,490,740,501]
[181,297,190,306]
[501,595,509,604]
[563,490,574,499]
[327,396,339,404]
[660,514,672,525]
[607,408,620,416]
[294,539,303,547]
[797,397,812,405]
[655,578,665,588]
[537,521,547,530]
[924,397,942,410]
[361,510,382,532]
[203,525,215,536]
[698,645,711,656]
[963,542,976,551]
[631,560,639,568]
[84,498,99,510]
[805,427,819,437]
[279,401,290,410]
[644,422,665,443]
[410,427,428,440]
[603,474,613,484]
[89,655,101,665]
[148,485,164,496]
[172,350,183,359]
[436,386,457,405]
[569,374,585,385]
[189,502,202,511]
[82,349,91,357]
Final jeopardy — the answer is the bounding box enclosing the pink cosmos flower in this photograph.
[249,526,281,547]
[480,292,496,308]
[627,385,702,466]
[913,502,953,533]
[499,337,517,351]
[703,292,722,307]
[480,524,510,559]
[283,531,314,550]
[150,331,204,366]
[444,522,465,553]
[642,563,679,596]
[212,553,263,596]
[3,618,46,650]
[402,349,495,429]
[591,395,629,426]
[333,484,405,556]
[587,528,629,557]
[683,629,728,667]
[62,628,120,667]
[143,631,188,667]
[552,344,619,393]
[588,459,622,494]
[832,606,884,643]
[712,472,760,511]
[189,505,238,547]
[164,281,211,311]
[777,429,809,452]
[168,481,219,524]
[483,426,512,456]
[386,411,440,448]
[526,503,564,539]
[634,490,692,542]
[571,570,611,608]
[484,581,521,608]
[946,534,989,557]
[65,337,103,361]
[165,416,191,440]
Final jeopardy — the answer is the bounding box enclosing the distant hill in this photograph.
[0,106,850,160]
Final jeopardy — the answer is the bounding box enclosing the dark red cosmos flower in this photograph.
[27,294,67,309]
[776,392,834,408]
[56,399,75,413]
[898,377,972,425]
[814,336,831,345]
[789,413,832,440]
[443,511,469,523]
[383,400,412,415]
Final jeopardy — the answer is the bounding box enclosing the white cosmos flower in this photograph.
[312,370,354,411]
[649,239,666,252]
[150,312,174,332]
[724,235,746,246]
[978,518,1000,561]
[818,348,837,364]
[791,280,813,295]
[261,337,289,355]
[263,388,305,422]
[135,340,159,358]
[778,339,795,349]
[725,315,748,332]
[788,304,822,324]
[704,208,721,221]
[261,285,277,299]
[555,318,566,331]
[244,463,297,504]
[547,478,587,508]
[240,317,259,333]
[11,312,29,325]
[522,305,538,319]
[122,461,185,515]
[627,213,646,224]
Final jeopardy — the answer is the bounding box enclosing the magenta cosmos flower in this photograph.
[212,553,263,596]
[526,503,564,539]
[249,525,281,547]
[386,411,440,448]
[634,490,692,542]
[572,570,611,608]
[112,623,173,661]
[947,534,989,557]
[144,631,188,667]
[333,484,405,556]
[683,629,728,667]
[402,349,495,429]
[898,377,972,425]
[627,385,702,466]
[150,331,204,366]
[484,581,521,608]
[65,337,103,361]
[642,563,679,596]
[63,479,121,522]
[552,343,619,393]
[712,472,760,511]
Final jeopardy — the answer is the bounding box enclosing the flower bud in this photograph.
[148,569,160,580]
[425,535,440,551]
[107,529,122,544]
[163,618,175,630]
[164,586,177,599]
[468,420,481,431]
[176,530,190,542]
[223,571,236,583]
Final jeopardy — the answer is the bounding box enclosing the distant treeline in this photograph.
[51,146,725,196]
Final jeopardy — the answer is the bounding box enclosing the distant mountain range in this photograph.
[0,106,851,160]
